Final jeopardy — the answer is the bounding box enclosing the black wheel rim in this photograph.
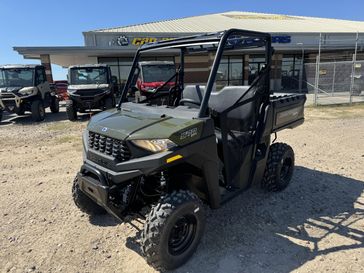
[280,157,293,185]
[168,215,197,256]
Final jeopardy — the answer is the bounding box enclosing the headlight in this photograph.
[131,139,176,153]
[141,86,155,92]
[101,88,111,94]
[67,89,76,94]
[18,87,34,96]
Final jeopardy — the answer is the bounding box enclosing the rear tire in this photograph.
[66,100,77,121]
[72,176,106,215]
[0,110,3,122]
[262,142,295,192]
[141,190,205,271]
[50,96,60,113]
[31,100,45,122]
[104,96,114,110]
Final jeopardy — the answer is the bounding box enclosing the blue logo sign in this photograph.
[101,127,108,132]
[272,36,291,44]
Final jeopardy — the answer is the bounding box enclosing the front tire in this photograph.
[72,176,106,215]
[66,100,77,121]
[31,100,45,122]
[262,142,295,192]
[141,190,205,271]
[50,96,60,113]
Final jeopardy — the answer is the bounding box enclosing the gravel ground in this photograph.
[0,105,363,273]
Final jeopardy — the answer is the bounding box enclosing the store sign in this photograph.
[109,35,291,47]
[272,36,291,44]
[131,37,174,46]
[109,36,175,47]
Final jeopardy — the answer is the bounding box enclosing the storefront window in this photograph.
[281,55,303,91]
[249,55,266,84]
[216,56,244,90]
[98,57,174,94]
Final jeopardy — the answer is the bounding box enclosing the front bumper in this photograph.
[69,91,109,108]
[0,93,29,110]
[78,148,183,220]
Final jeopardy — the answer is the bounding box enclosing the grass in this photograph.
[58,135,81,144]
[46,122,71,131]
[305,103,364,120]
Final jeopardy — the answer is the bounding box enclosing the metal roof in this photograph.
[0,64,42,69]
[68,63,109,69]
[89,11,364,34]
[139,61,174,65]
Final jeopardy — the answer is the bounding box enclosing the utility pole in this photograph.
[314,33,322,106]
[297,43,305,92]
[349,32,359,105]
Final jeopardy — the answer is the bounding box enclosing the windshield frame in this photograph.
[69,67,110,85]
[118,29,272,118]
[0,68,35,88]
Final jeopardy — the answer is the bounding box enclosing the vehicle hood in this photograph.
[87,107,203,145]
[0,86,22,93]
[141,81,175,87]
[68,84,110,90]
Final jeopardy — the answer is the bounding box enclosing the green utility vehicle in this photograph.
[72,29,306,270]
[66,64,117,121]
[0,64,59,122]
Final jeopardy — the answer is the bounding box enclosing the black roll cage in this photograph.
[118,29,272,118]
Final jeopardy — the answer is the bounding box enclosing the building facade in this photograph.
[14,11,364,92]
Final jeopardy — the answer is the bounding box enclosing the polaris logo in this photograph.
[180,127,198,140]
[101,127,108,132]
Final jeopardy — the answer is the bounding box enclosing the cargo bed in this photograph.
[267,94,306,133]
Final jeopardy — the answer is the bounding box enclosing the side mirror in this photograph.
[111,76,118,85]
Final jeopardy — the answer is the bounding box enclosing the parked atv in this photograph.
[0,64,59,122]
[66,64,116,121]
[134,61,176,104]
[72,29,306,270]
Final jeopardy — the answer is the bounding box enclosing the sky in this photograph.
[1,0,364,80]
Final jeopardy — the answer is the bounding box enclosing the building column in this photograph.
[271,54,283,91]
[244,54,250,86]
[40,54,53,83]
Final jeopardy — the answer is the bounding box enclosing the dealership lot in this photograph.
[0,105,363,273]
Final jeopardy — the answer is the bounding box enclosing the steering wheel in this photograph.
[179,98,201,106]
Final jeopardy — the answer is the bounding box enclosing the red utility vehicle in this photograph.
[54,80,68,101]
[136,61,176,102]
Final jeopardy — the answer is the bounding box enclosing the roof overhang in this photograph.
[13,46,137,59]
[13,45,182,67]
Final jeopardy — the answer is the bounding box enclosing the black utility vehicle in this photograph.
[72,29,306,270]
[0,64,59,122]
[66,64,116,121]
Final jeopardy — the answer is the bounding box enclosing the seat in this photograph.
[209,86,251,114]
[181,85,206,108]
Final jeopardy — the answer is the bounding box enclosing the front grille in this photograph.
[88,131,131,162]
[76,89,103,97]
[0,92,16,99]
